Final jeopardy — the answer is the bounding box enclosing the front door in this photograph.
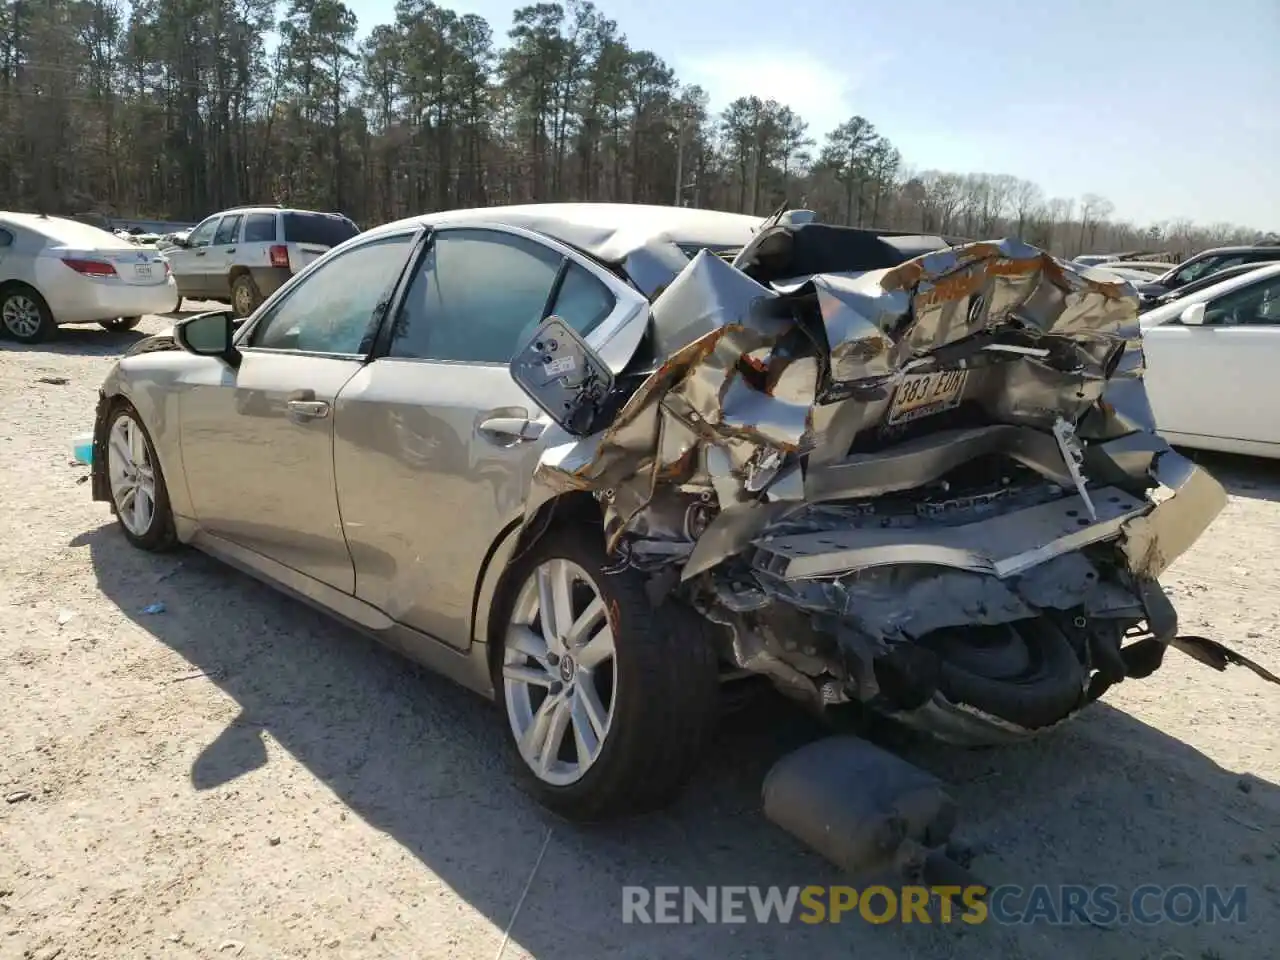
[1144,271,1280,447]
[178,230,420,591]
[206,213,243,300]
[333,225,644,648]
[168,216,220,299]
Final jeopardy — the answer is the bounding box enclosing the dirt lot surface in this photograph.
[2,309,1279,960]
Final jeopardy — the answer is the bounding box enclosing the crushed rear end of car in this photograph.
[511,224,1275,746]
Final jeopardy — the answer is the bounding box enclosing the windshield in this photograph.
[1169,254,1241,287]
[282,212,360,247]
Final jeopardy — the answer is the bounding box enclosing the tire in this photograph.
[104,401,178,552]
[230,274,262,318]
[917,618,1086,730]
[492,526,720,821]
[0,285,56,343]
[100,316,142,332]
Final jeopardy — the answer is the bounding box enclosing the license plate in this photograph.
[886,369,969,425]
[133,263,153,279]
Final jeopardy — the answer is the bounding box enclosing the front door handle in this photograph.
[287,400,330,420]
[478,417,544,443]
[195,250,206,257]
[225,247,236,253]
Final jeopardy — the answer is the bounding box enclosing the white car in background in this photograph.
[1141,262,1280,458]
[0,213,178,344]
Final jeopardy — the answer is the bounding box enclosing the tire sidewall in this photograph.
[491,526,717,820]
[1,287,55,343]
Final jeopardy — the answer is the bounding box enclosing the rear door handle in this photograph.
[478,417,544,443]
[287,400,330,420]
[195,251,206,257]
[225,247,236,253]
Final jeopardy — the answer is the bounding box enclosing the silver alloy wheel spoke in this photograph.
[107,415,156,536]
[504,557,618,787]
[2,296,40,337]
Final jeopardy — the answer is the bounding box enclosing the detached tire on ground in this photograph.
[0,285,56,343]
[492,526,720,822]
[105,400,178,553]
[100,316,142,332]
[230,274,263,318]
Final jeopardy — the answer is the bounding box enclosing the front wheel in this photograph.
[493,527,719,821]
[105,402,177,552]
[100,316,141,332]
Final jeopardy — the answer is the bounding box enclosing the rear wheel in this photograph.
[230,274,262,318]
[0,286,55,343]
[100,316,141,332]
[493,527,719,821]
[106,403,177,552]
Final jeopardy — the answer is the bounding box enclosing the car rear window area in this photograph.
[282,212,359,247]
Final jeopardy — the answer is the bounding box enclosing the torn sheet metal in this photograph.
[1120,449,1227,579]
[514,231,1254,743]
[531,239,1147,574]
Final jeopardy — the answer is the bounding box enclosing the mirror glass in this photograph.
[180,311,233,354]
[509,316,615,436]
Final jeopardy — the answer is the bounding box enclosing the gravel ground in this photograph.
[2,309,1279,960]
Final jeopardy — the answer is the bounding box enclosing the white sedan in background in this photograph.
[0,212,179,344]
[1141,262,1280,458]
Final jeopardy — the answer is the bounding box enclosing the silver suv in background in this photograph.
[164,205,360,316]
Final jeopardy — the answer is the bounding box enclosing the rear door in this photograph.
[1143,272,1280,448]
[178,230,419,591]
[281,211,360,274]
[332,225,644,649]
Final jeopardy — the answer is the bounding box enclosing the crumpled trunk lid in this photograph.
[531,236,1157,577]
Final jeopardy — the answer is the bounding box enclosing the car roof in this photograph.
[367,202,766,264]
[1140,261,1280,328]
[0,212,130,247]
[1187,244,1280,257]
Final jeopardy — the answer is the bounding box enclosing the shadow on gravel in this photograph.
[1177,448,1280,504]
[0,325,148,357]
[76,522,1280,960]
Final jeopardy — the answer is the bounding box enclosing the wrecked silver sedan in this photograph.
[88,203,1271,823]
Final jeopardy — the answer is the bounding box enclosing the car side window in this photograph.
[188,218,218,248]
[243,213,277,243]
[387,229,614,363]
[1204,277,1280,326]
[248,234,415,355]
[214,215,241,246]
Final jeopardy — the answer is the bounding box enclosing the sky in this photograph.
[350,0,1280,230]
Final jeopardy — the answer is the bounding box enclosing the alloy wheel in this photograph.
[107,414,158,537]
[502,558,617,786]
[2,295,42,338]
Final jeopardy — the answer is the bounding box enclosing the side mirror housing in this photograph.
[1179,302,1207,326]
[174,310,241,367]
[509,316,614,436]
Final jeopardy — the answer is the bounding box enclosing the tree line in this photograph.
[2,0,1272,259]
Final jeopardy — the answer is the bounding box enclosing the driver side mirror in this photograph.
[509,316,614,436]
[1179,302,1207,326]
[174,310,241,367]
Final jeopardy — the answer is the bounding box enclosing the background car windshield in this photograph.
[282,212,359,247]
